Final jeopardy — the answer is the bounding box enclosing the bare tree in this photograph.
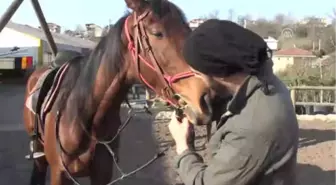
[247,18,282,38]
[201,9,220,19]
[327,8,336,25]
[237,14,253,27]
[274,13,285,25]
[228,9,234,21]
[74,24,85,38]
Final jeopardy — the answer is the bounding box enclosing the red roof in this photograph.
[274,48,314,56]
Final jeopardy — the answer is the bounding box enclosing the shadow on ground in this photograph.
[113,108,169,185]
[0,130,32,185]
[299,128,335,148]
[0,108,169,185]
[297,163,335,185]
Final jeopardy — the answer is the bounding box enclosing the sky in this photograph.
[0,0,335,30]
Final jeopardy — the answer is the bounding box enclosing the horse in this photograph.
[23,0,213,184]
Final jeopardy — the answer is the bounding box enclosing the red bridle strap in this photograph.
[124,15,195,105]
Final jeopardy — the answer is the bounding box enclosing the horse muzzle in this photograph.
[174,93,213,126]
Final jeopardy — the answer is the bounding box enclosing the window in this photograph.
[43,52,53,64]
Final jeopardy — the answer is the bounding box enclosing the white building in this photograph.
[0,21,96,72]
[85,23,103,38]
[263,36,278,51]
[189,19,206,30]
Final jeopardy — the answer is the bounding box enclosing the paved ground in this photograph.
[0,77,335,185]
[0,77,166,185]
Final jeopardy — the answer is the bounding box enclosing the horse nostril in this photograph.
[174,94,187,106]
[173,94,181,100]
[179,99,186,106]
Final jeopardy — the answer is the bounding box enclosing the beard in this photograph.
[208,78,231,99]
[205,78,232,122]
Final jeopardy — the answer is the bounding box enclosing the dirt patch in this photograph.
[296,120,335,185]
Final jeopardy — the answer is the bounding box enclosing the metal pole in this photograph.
[0,0,24,33]
[30,0,57,56]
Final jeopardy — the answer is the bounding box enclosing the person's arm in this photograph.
[174,130,272,185]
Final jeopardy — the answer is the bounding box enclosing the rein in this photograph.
[55,104,169,185]
[124,11,195,110]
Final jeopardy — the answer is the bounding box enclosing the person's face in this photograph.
[191,69,230,98]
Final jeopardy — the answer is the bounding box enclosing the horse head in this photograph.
[123,0,213,125]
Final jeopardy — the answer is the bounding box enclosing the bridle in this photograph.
[51,10,198,185]
[124,10,195,112]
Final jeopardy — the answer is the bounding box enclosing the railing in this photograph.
[127,84,154,105]
[129,85,336,108]
[289,86,336,107]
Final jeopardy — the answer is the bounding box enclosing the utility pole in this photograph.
[228,9,234,21]
[0,0,24,33]
[318,39,322,79]
[318,39,323,103]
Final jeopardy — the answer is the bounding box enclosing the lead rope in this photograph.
[55,103,170,185]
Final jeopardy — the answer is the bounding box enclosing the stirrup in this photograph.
[25,152,45,160]
[25,140,45,160]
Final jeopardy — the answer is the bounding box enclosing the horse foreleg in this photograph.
[50,166,74,185]
[90,139,120,185]
[30,157,48,185]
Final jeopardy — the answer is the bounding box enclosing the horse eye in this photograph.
[152,31,163,38]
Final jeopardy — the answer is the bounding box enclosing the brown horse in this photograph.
[23,0,213,184]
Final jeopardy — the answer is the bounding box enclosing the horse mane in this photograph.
[54,1,189,126]
[159,1,190,34]
[55,13,129,125]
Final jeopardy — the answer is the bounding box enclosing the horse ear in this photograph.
[149,0,162,17]
[125,0,147,12]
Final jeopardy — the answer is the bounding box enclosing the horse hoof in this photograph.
[25,152,45,160]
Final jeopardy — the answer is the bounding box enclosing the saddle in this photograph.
[51,50,82,69]
[25,50,82,131]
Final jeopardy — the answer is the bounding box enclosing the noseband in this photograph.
[124,11,195,112]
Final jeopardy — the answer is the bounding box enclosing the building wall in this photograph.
[272,56,294,73]
[41,40,84,64]
[0,27,40,47]
[264,37,278,51]
[272,56,316,73]
[1,27,92,68]
[0,28,40,68]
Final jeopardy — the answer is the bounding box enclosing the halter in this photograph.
[124,11,195,108]
[48,11,198,185]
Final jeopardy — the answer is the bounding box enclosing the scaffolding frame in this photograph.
[0,0,58,56]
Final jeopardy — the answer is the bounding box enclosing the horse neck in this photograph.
[57,57,133,152]
[90,69,130,127]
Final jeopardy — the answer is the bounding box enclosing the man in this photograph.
[168,19,299,185]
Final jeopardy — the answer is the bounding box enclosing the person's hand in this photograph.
[168,112,191,154]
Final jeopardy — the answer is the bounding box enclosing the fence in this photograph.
[289,86,336,107]
[126,84,155,105]
[129,84,336,108]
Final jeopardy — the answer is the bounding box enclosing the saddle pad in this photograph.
[25,68,54,115]
[40,63,70,130]
[25,63,70,133]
